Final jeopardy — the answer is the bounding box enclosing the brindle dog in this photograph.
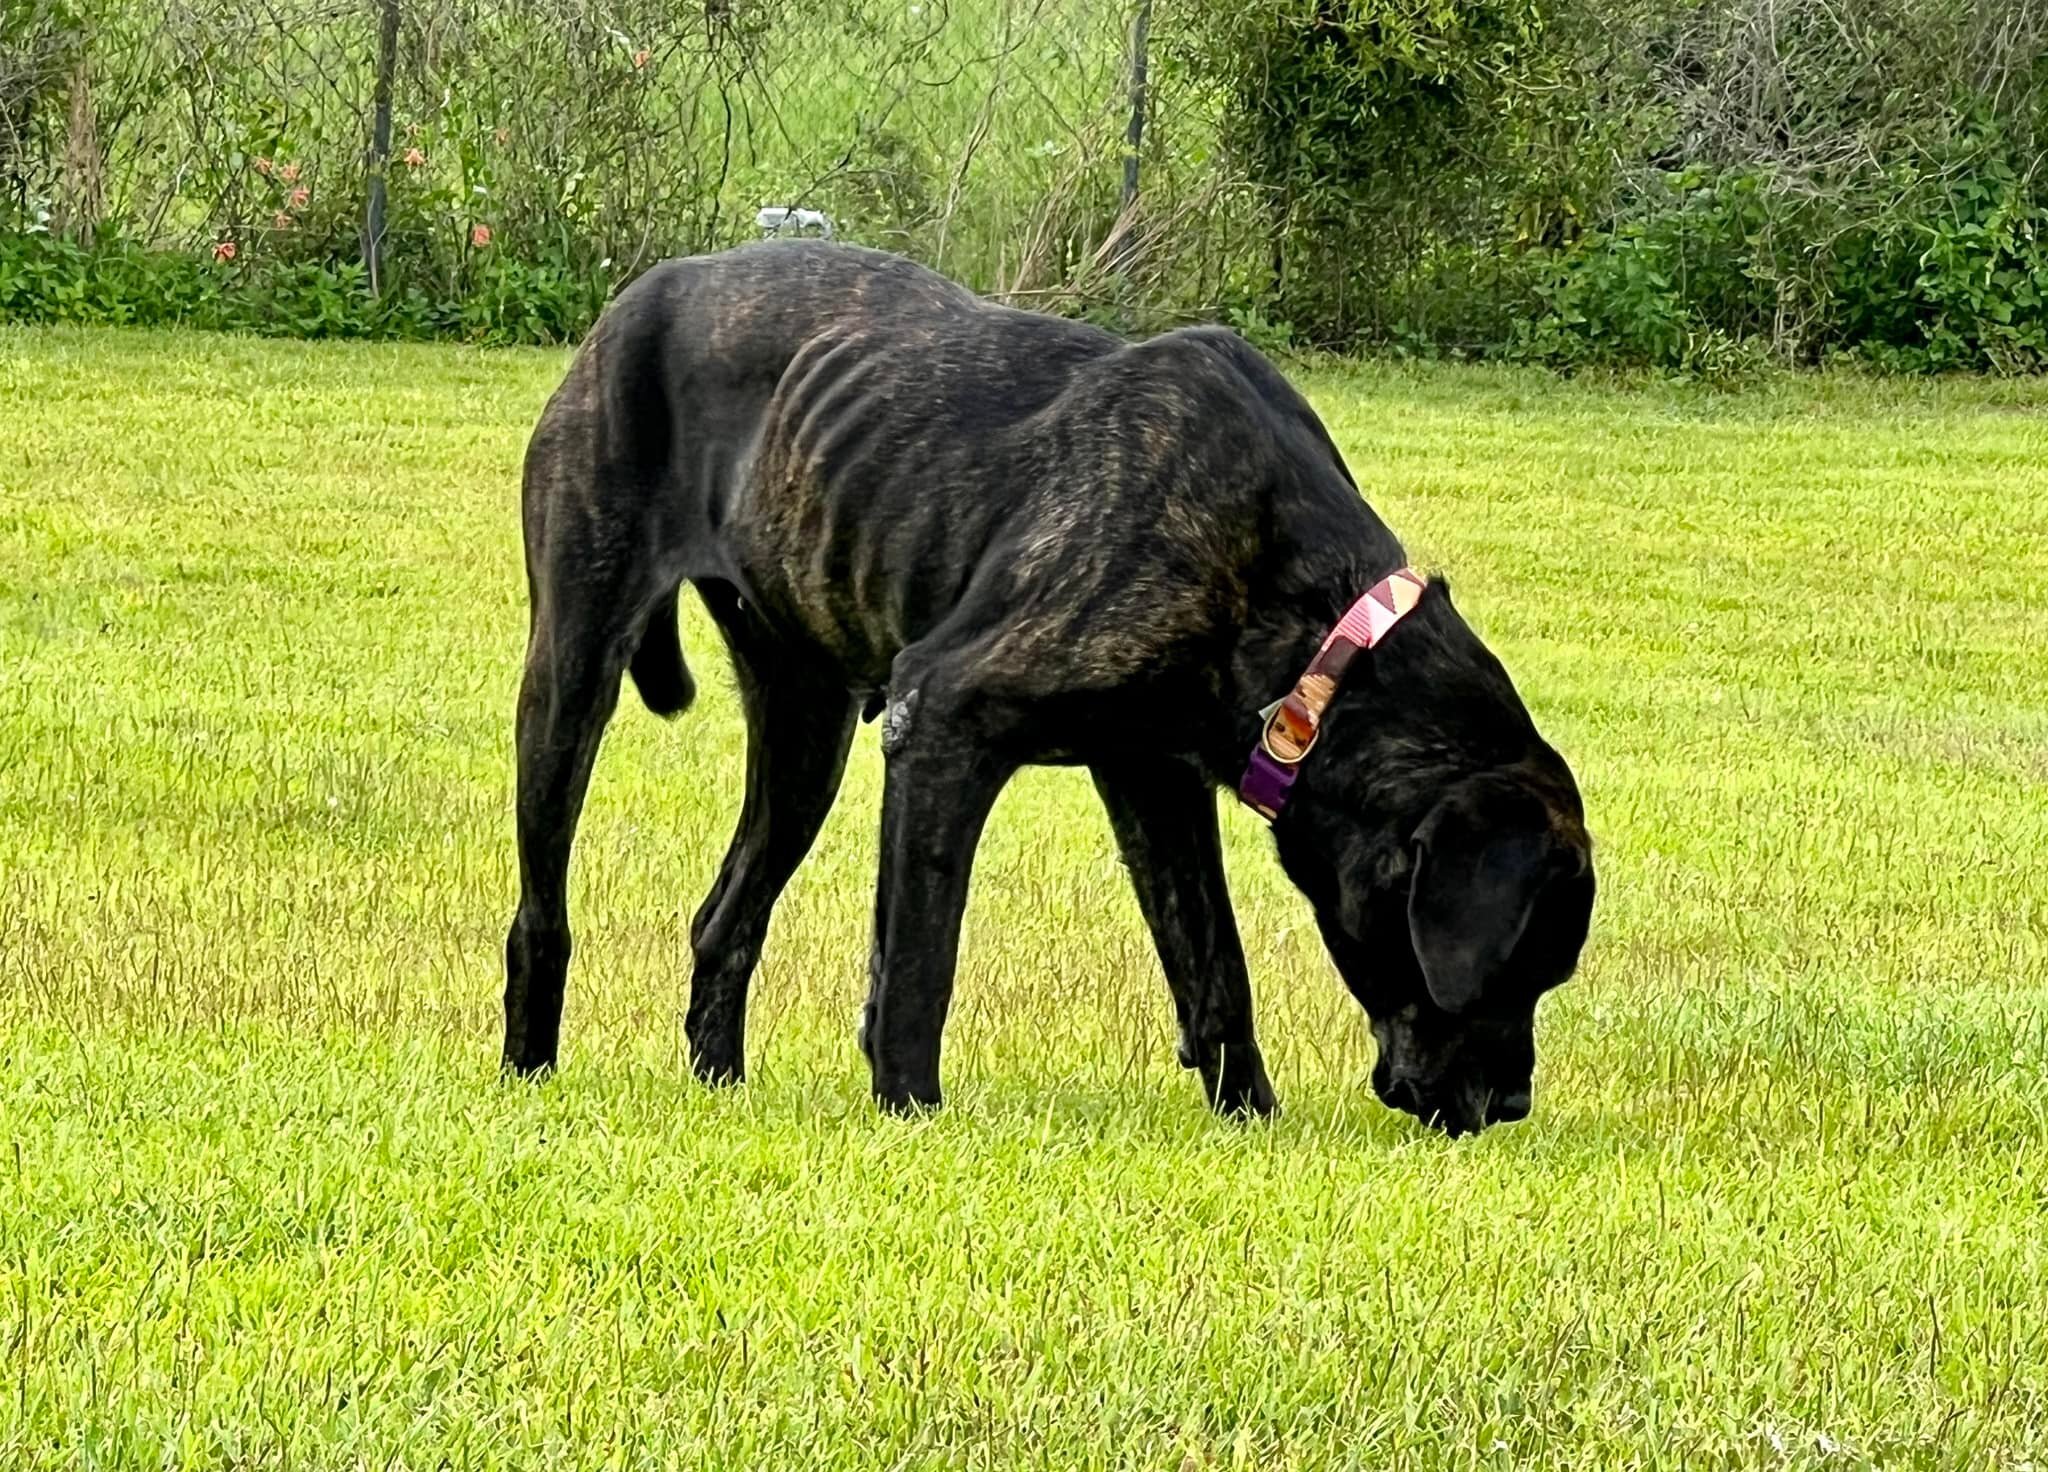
[504,242,1594,1136]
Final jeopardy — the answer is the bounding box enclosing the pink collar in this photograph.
[1238,568,1427,820]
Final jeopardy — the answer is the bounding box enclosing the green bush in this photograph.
[0,230,612,344]
[1509,150,2048,374]
[1833,155,2048,374]
[1174,0,2048,371]
[1179,0,1544,346]
[0,235,223,328]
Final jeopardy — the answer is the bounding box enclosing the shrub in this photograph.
[1174,0,2048,368]
[0,229,613,343]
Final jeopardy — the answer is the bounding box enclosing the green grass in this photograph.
[3,326,2047,1469]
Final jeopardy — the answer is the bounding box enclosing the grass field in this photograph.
[3,326,2047,1469]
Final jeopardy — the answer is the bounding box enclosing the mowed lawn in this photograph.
[3,325,2047,1470]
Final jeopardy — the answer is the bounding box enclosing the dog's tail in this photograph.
[628,586,696,718]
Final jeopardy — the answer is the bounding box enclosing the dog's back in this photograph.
[523,243,1117,633]
[525,243,1362,709]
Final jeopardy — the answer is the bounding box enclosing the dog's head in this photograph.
[1269,585,1595,1136]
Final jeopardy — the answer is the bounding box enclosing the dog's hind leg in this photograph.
[684,583,857,1084]
[503,414,678,1075]
[502,578,644,1076]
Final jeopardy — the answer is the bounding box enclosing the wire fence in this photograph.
[2,0,1268,327]
[14,0,2042,359]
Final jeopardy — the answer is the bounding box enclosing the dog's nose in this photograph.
[1487,1089,1532,1124]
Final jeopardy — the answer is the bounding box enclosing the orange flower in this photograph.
[494,127,509,146]
[273,210,293,230]
[280,162,301,183]
[632,48,650,68]
[470,223,492,248]
[254,157,273,176]
[212,240,237,262]
[402,146,425,168]
[289,186,310,209]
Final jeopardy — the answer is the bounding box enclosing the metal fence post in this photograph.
[1121,0,1151,218]
[363,0,400,296]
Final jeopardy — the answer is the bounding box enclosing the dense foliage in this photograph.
[3,0,2044,367]
[1188,0,2048,369]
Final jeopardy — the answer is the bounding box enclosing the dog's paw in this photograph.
[873,1081,944,1116]
[1202,1045,1278,1119]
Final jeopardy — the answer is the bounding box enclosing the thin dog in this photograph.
[504,242,1594,1135]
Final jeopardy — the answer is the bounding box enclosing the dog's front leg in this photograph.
[859,685,1016,1113]
[1091,758,1277,1118]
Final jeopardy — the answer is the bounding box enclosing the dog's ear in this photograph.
[1407,784,1561,1014]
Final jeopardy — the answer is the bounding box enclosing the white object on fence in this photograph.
[755,206,834,239]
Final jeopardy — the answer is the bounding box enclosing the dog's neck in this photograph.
[1204,533,1407,789]
[1183,435,1412,788]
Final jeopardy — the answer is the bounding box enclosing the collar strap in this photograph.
[1238,567,1427,821]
